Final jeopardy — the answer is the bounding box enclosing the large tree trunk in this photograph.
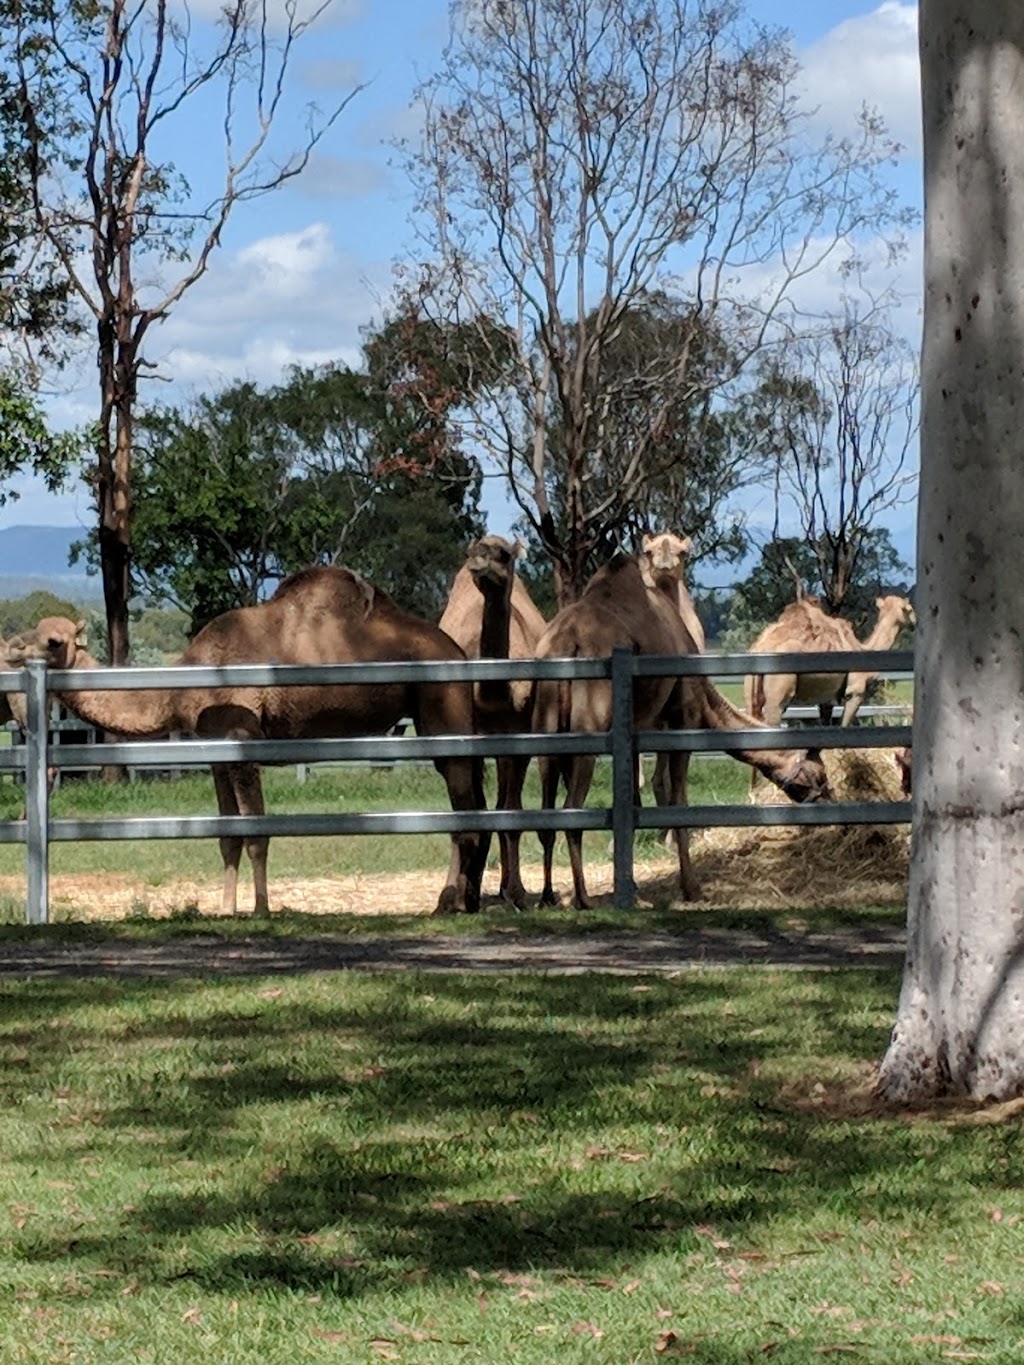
[877,1,1024,1102]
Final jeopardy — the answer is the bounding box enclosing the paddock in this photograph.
[0,647,913,924]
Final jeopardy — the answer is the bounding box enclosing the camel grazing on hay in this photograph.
[531,555,831,908]
[439,534,548,906]
[744,594,915,726]
[6,568,491,916]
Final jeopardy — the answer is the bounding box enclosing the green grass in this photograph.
[0,756,752,892]
[0,966,1021,1362]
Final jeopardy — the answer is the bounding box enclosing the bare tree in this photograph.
[398,0,913,605]
[877,2,1024,1102]
[15,0,361,663]
[761,294,919,612]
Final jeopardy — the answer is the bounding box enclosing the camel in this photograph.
[638,530,706,650]
[744,594,916,727]
[531,554,831,908]
[439,534,548,907]
[5,567,491,916]
[638,530,706,826]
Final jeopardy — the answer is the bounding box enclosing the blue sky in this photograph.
[12,0,922,571]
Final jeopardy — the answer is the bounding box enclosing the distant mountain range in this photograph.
[0,525,101,602]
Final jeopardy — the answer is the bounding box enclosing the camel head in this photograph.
[640,530,692,589]
[776,747,832,804]
[876,595,916,633]
[466,534,524,593]
[5,617,87,670]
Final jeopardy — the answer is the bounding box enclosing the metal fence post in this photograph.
[611,645,636,909]
[24,658,50,925]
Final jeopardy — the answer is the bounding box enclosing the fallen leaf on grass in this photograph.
[655,1331,708,1356]
[572,1321,604,1339]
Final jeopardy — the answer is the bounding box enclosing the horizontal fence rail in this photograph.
[1,648,914,923]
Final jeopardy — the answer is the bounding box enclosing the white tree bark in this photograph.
[878,1,1024,1101]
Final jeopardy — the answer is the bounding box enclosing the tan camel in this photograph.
[638,530,707,826]
[744,594,916,726]
[532,555,831,908]
[6,567,491,916]
[638,530,706,650]
[439,535,548,907]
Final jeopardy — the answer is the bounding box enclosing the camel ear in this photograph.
[641,533,654,553]
[514,539,527,561]
[678,534,692,555]
[75,621,88,649]
[876,596,885,609]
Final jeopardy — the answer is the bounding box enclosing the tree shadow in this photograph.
[3,968,1013,1307]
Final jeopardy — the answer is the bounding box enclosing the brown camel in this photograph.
[532,555,830,908]
[744,594,916,726]
[439,534,547,907]
[6,568,491,916]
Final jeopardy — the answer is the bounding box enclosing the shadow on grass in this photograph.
[3,968,1000,1309]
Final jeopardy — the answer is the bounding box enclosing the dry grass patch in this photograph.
[685,747,910,910]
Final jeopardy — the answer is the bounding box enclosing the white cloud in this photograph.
[799,3,920,156]
[146,221,393,391]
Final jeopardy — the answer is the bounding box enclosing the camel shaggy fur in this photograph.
[744,594,915,726]
[532,555,831,908]
[439,535,547,906]
[7,568,491,916]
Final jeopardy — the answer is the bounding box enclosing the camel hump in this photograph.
[272,564,377,617]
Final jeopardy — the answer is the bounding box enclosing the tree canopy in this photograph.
[107,316,490,634]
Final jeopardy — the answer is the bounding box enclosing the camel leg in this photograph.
[538,755,561,906]
[433,756,490,915]
[234,763,270,915]
[563,754,597,909]
[652,751,675,848]
[214,764,269,915]
[496,754,530,909]
[667,751,699,901]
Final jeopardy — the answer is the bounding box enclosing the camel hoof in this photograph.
[433,887,479,916]
[539,890,561,908]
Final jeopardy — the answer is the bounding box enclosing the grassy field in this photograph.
[1,963,1021,1362]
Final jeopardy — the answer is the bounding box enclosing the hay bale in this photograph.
[691,747,910,908]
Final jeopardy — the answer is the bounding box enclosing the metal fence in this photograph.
[0,647,914,924]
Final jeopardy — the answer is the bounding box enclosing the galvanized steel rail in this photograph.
[0,648,914,923]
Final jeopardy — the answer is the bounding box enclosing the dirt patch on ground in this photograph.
[0,824,908,923]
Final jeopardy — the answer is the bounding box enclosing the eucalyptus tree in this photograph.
[877,2,1024,1101]
[757,295,919,615]
[399,0,913,605]
[11,0,361,662]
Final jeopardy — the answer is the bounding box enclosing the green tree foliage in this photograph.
[0,590,84,639]
[105,317,487,634]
